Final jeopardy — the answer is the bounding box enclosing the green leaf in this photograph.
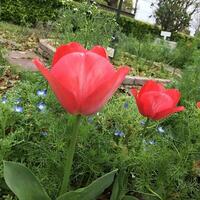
[4,161,51,200]
[110,169,128,200]
[57,169,118,200]
[123,196,138,200]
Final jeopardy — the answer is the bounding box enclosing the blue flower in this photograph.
[37,89,47,97]
[37,102,46,111]
[15,98,22,104]
[140,120,146,126]
[40,131,48,137]
[143,139,156,145]
[87,116,93,124]
[123,102,129,109]
[114,130,124,137]
[157,126,165,134]
[1,96,7,104]
[149,140,156,145]
[14,105,23,113]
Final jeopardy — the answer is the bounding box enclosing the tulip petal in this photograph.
[51,52,115,99]
[139,80,164,98]
[90,46,108,59]
[33,59,78,114]
[138,92,174,119]
[165,89,181,106]
[197,102,200,108]
[52,42,86,66]
[80,67,129,115]
[153,106,185,120]
[131,88,138,98]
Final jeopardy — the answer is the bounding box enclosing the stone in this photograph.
[106,47,115,58]
[3,50,40,71]
[123,75,171,86]
[38,39,56,58]
[154,38,177,49]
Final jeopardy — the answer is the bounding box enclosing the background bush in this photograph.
[0,0,193,42]
[0,0,62,25]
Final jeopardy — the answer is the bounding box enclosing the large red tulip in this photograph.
[131,80,185,120]
[197,102,200,109]
[33,42,129,115]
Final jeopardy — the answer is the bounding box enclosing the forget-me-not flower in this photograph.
[37,102,46,112]
[14,105,23,113]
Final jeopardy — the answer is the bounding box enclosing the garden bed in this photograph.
[37,39,172,87]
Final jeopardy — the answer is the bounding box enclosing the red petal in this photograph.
[80,67,129,115]
[138,80,164,98]
[52,42,86,66]
[131,88,138,98]
[153,106,185,120]
[197,102,200,108]
[137,91,174,119]
[165,89,181,106]
[90,46,108,59]
[33,59,78,114]
[51,52,115,101]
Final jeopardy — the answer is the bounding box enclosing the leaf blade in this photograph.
[4,161,51,200]
[57,169,118,200]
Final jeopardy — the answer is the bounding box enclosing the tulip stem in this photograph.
[59,115,81,195]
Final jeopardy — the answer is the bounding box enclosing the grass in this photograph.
[0,68,200,199]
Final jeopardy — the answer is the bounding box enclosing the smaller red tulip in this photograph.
[197,102,200,109]
[131,80,185,120]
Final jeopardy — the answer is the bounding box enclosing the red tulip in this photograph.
[197,102,200,108]
[33,42,129,115]
[131,80,185,120]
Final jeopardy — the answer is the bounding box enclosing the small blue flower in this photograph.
[157,126,165,134]
[114,130,124,137]
[40,131,48,137]
[37,89,47,97]
[15,98,22,104]
[143,139,156,145]
[124,102,129,109]
[87,117,93,124]
[140,120,146,126]
[14,105,23,113]
[149,140,156,145]
[37,102,46,111]
[1,96,7,104]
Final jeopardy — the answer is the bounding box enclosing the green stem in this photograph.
[59,115,82,195]
[142,118,150,134]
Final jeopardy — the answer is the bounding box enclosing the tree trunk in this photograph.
[108,0,118,8]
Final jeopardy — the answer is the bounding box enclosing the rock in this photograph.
[38,39,56,58]
[123,75,171,86]
[3,50,40,71]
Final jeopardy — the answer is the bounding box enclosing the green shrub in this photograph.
[0,0,62,25]
[0,0,192,42]
[115,33,199,69]
[53,2,118,48]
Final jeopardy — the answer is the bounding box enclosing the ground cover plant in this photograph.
[1,1,200,199]
[0,40,200,199]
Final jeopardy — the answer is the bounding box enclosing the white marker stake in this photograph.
[161,31,171,40]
